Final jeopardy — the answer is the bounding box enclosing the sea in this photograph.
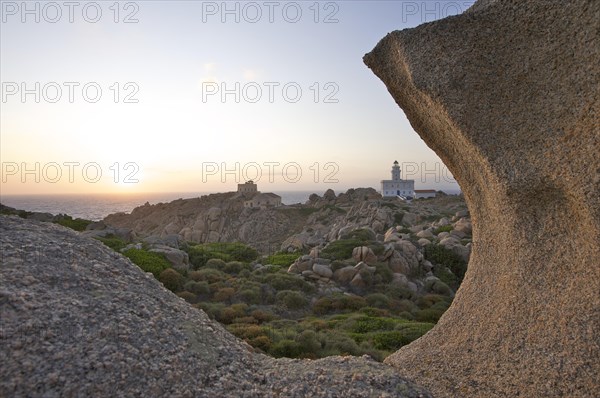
[0,191,316,221]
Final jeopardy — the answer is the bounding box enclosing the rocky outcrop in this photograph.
[0,216,432,397]
[364,0,600,397]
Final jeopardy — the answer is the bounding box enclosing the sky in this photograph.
[0,0,474,195]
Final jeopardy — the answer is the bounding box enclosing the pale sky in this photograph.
[1,1,473,195]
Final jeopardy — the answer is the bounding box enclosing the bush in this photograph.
[276,290,308,310]
[424,244,467,285]
[203,242,259,262]
[237,288,261,304]
[54,215,92,231]
[206,258,227,269]
[224,261,248,274]
[95,234,127,251]
[250,335,272,352]
[266,253,300,266]
[414,308,445,323]
[373,263,393,284]
[434,225,453,234]
[250,309,275,323]
[270,339,302,358]
[177,291,197,303]
[296,330,320,354]
[123,248,171,278]
[218,304,248,324]
[321,333,360,356]
[365,293,391,309]
[184,280,210,296]
[159,268,184,292]
[321,239,364,260]
[263,273,311,292]
[188,268,227,284]
[372,331,409,351]
[195,302,225,319]
[351,316,396,333]
[214,287,236,302]
[425,279,453,296]
[312,297,334,315]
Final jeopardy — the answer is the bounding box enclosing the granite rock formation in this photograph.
[364,0,600,397]
[0,216,432,397]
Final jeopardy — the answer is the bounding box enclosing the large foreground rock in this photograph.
[0,216,431,397]
[364,0,599,397]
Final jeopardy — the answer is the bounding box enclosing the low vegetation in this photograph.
[94,237,455,362]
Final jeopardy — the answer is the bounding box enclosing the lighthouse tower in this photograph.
[391,160,401,180]
[380,160,415,198]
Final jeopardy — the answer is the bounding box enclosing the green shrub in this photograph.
[95,234,127,251]
[263,273,311,292]
[184,280,210,296]
[270,339,302,358]
[250,335,272,352]
[250,309,275,323]
[424,244,467,284]
[224,261,248,274]
[188,268,227,284]
[345,228,376,241]
[434,225,453,234]
[296,330,320,354]
[266,253,300,266]
[416,294,447,309]
[276,290,308,310]
[351,316,396,333]
[238,288,261,304]
[202,242,259,262]
[218,304,248,324]
[195,302,225,319]
[54,215,92,231]
[414,308,445,323]
[365,293,391,309]
[214,287,236,302]
[321,239,363,260]
[205,258,227,269]
[373,263,393,284]
[372,331,409,351]
[321,333,360,356]
[359,307,390,317]
[177,291,196,303]
[312,297,334,315]
[159,268,184,292]
[123,248,171,278]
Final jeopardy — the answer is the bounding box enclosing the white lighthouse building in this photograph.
[381,161,415,199]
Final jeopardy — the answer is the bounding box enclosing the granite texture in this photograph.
[364,0,599,397]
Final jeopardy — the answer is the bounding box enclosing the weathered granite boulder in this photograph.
[351,246,377,264]
[364,0,600,397]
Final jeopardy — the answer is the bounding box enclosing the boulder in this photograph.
[323,189,336,201]
[417,238,431,247]
[416,229,434,239]
[401,213,418,226]
[388,251,410,275]
[349,273,366,288]
[454,218,472,235]
[296,258,314,273]
[351,246,377,264]
[364,0,600,396]
[312,263,333,279]
[333,266,358,284]
[353,261,375,273]
[149,246,189,273]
